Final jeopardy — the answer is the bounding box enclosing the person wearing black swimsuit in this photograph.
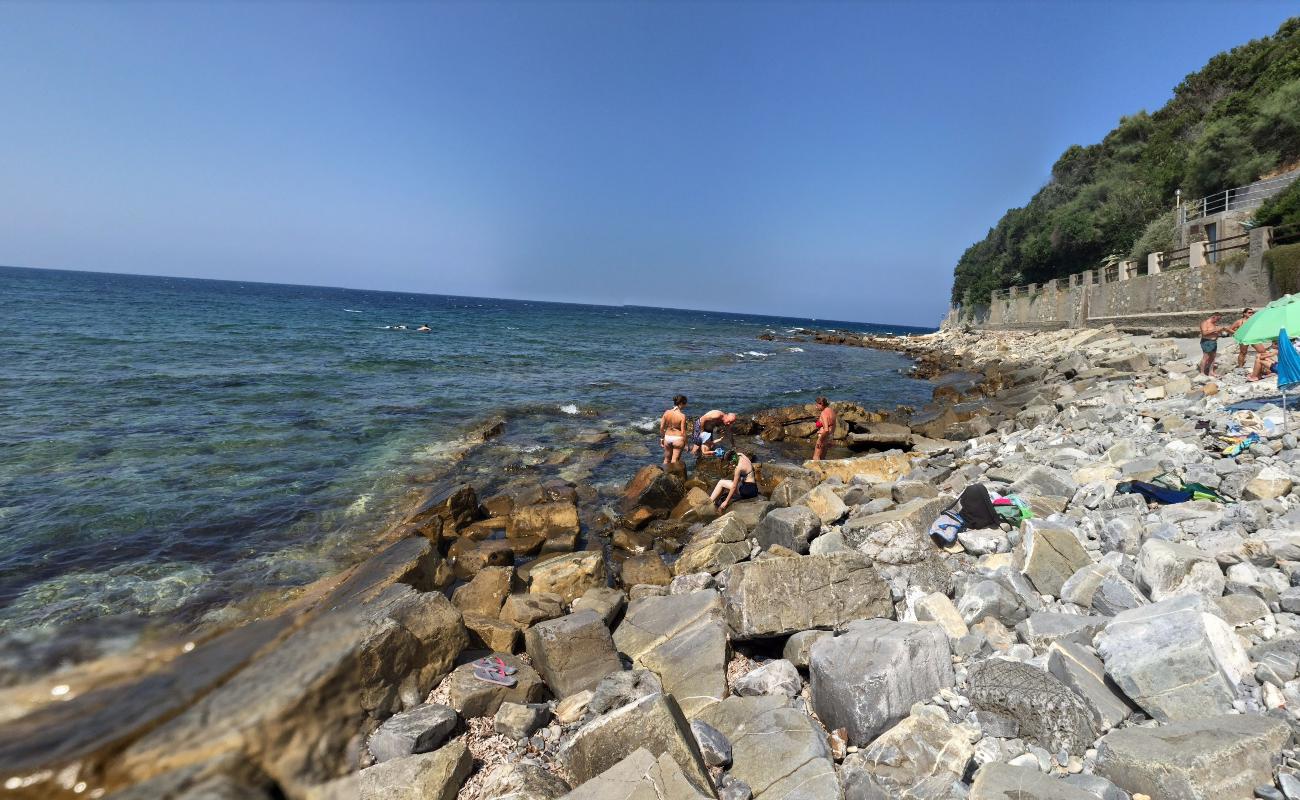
[710,450,758,510]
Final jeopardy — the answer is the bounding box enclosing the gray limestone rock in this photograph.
[809,619,954,746]
[1015,521,1092,596]
[524,610,623,699]
[1061,774,1128,800]
[842,496,953,566]
[697,695,840,800]
[674,513,752,576]
[782,630,833,668]
[732,659,801,698]
[493,702,552,740]
[969,763,1096,800]
[1015,612,1109,650]
[750,505,821,554]
[478,762,570,800]
[957,580,1028,628]
[689,720,732,768]
[1136,539,1226,602]
[558,692,712,795]
[722,552,893,640]
[1009,465,1078,500]
[1095,714,1290,800]
[796,484,849,525]
[586,669,663,718]
[967,658,1095,756]
[561,747,710,800]
[847,705,973,794]
[367,703,458,763]
[1095,594,1250,723]
[315,739,472,800]
[612,591,727,718]
[1046,641,1134,733]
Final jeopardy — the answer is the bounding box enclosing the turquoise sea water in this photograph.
[0,265,934,677]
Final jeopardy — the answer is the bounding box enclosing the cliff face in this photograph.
[952,17,1300,307]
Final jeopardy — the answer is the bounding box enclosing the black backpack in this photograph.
[958,484,1001,530]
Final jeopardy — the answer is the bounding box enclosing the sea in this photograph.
[0,265,935,680]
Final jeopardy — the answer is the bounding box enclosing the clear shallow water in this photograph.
[0,265,934,676]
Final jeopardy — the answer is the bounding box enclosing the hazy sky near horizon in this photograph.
[1,2,1296,326]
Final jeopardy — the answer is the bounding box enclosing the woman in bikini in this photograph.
[710,450,758,510]
[660,395,689,466]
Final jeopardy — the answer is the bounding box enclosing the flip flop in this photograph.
[473,665,517,687]
[472,656,516,675]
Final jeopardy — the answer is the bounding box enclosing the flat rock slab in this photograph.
[1095,594,1249,722]
[842,495,952,566]
[562,747,710,800]
[446,653,546,718]
[802,451,914,483]
[118,584,467,794]
[613,591,728,718]
[809,619,953,746]
[722,552,893,640]
[525,610,623,699]
[559,692,712,796]
[969,763,1096,800]
[1096,714,1290,800]
[1014,521,1091,596]
[697,696,839,800]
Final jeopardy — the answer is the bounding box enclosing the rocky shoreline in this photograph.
[8,325,1300,799]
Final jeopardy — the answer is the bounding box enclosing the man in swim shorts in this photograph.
[1199,314,1224,377]
[692,410,737,456]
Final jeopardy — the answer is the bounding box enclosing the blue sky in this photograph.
[0,2,1295,326]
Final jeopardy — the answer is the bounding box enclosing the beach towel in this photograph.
[1116,480,1192,505]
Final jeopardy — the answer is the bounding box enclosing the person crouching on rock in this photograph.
[660,395,689,466]
[813,396,836,461]
[692,409,737,456]
[711,450,758,511]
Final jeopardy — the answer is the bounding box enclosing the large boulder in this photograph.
[410,484,479,531]
[1135,539,1225,601]
[1244,465,1294,501]
[1009,465,1077,499]
[1014,521,1091,597]
[750,505,821,554]
[722,553,893,639]
[1095,594,1250,722]
[966,658,1095,755]
[508,501,580,539]
[558,692,712,796]
[674,513,750,576]
[500,593,566,629]
[957,580,1027,628]
[802,450,914,483]
[117,585,467,794]
[620,466,683,514]
[697,695,839,800]
[613,591,728,718]
[528,552,607,603]
[525,611,623,699]
[847,705,972,794]
[562,747,710,799]
[795,484,849,525]
[842,496,952,566]
[969,763,1096,800]
[451,566,512,617]
[446,653,546,718]
[1095,714,1290,800]
[809,619,954,746]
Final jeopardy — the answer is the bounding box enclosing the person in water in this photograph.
[692,409,737,456]
[416,323,432,332]
[660,395,689,466]
[813,396,836,461]
[710,450,758,510]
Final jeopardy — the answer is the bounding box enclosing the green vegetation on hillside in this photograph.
[952,17,1300,306]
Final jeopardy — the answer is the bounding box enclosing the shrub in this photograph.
[1255,178,1300,228]
[1265,243,1300,295]
[1129,209,1178,263]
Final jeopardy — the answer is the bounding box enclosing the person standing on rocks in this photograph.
[1232,308,1255,370]
[660,395,689,466]
[813,396,835,460]
[691,409,736,456]
[1198,313,1226,377]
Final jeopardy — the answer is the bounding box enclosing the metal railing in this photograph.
[1206,231,1250,262]
[1274,222,1300,248]
[1181,169,1300,224]
[1158,246,1191,271]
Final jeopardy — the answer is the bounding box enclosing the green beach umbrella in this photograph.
[1234,294,1300,345]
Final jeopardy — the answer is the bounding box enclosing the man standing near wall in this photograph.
[1199,313,1226,377]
